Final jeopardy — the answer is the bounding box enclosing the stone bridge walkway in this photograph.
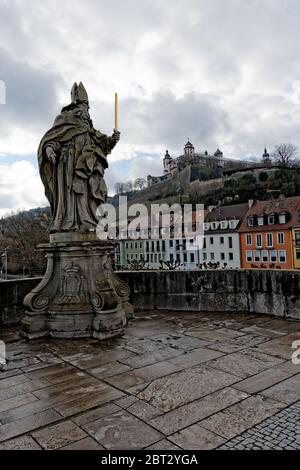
[0,311,299,450]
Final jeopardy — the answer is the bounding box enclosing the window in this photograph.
[176,254,180,262]
[140,242,143,249]
[229,253,234,261]
[295,232,300,246]
[278,250,286,263]
[248,217,254,227]
[210,253,215,261]
[266,233,273,247]
[245,234,252,246]
[135,242,138,249]
[162,240,166,251]
[170,253,174,262]
[262,250,268,262]
[296,251,300,260]
[190,253,195,263]
[268,215,275,225]
[156,241,160,251]
[279,213,286,224]
[203,253,207,261]
[125,242,128,249]
[254,250,260,262]
[258,216,264,226]
[151,241,155,251]
[203,238,206,249]
[221,253,225,260]
[277,233,284,244]
[270,250,277,262]
[220,237,224,245]
[246,250,252,262]
[228,237,233,249]
[210,237,214,245]
[183,253,187,263]
[169,240,173,248]
[256,234,262,247]
[130,242,133,249]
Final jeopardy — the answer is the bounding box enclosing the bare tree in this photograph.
[133,178,147,191]
[272,143,298,167]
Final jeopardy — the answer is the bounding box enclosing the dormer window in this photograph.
[268,215,275,225]
[229,220,239,229]
[279,213,286,224]
[204,223,210,231]
[221,221,228,229]
[258,216,264,226]
[248,217,254,227]
[211,222,219,230]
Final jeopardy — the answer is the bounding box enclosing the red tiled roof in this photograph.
[238,196,300,232]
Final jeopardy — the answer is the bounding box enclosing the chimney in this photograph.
[248,199,255,208]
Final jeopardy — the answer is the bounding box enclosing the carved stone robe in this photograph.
[38,111,116,232]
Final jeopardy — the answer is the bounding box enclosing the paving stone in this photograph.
[207,351,282,379]
[0,392,39,414]
[119,347,183,369]
[32,420,87,449]
[83,409,163,450]
[185,327,245,342]
[53,386,124,418]
[105,361,180,391]
[260,374,300,404]
[149,334,209,351]
[254,332,300,359]
[146,439,182,450]
[149,387,249,435]
[138,366,240,412]
[169,424,226,450]
[168,347,224,368]
[69,349,135,370]
[241,325,285,338]
[0,409,61,442]
[209,334,270,354]
[59,437,105,450]
[127,399,163,421]
[0,369,22,380]
[199,395,285,439]
[0,435,42,450]
[88,361,132,379]
[0,374,30,390]
[0,378,50,401]
[233,368,294,394]
[114,395,139,409]
[73,403,121,426]
[0,397,53,424]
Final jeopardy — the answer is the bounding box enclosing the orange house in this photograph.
[239,196,300,270]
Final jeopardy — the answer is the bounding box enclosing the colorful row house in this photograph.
[114,196,300,271]
[239,196,300,270]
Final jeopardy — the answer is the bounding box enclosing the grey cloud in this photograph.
[0,47,62,132]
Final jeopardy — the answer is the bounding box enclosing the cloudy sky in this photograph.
[1,0,300,215]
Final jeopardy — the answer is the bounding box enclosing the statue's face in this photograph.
[75,102,92,125]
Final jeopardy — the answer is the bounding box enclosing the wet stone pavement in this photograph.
[0,310,299,450]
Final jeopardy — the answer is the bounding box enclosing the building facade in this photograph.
[199,204,248,269]
[239,197,300,270]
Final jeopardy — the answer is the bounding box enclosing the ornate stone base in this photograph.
[20,234,133,340]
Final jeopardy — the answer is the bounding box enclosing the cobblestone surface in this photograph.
[0,311,299,450]
[219,401,300,450]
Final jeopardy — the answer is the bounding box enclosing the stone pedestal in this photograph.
[20,233,133,339]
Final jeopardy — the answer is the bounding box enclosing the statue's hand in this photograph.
[112,129,120,142]
[46,146,56,164]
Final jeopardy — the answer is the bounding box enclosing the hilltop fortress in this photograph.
[147,141,272,186]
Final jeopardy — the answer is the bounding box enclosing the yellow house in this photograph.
[292,227,300,269]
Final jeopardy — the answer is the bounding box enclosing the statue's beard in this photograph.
[74,109,93,127]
